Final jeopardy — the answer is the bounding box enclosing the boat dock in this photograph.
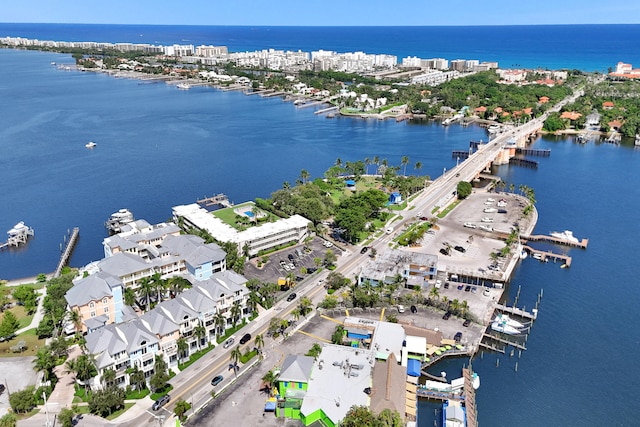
[522,234,588,249]
[421,348,470,370]
[463,368,478,427]
[54,227,79,278]
[1,222,34,250]
[197,193,233,210]
[482,332,527,351]
[314,106,339,115]
[523,245,573,266]
[494,303,538,321]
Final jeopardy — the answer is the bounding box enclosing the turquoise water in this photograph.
[1,30,639,425]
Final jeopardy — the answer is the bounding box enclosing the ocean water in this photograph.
[1,24,640,426]
[2,23,640,71]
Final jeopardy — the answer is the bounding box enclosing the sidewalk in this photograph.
[14,287,47,336]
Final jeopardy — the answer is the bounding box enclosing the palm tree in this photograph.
[214,313,226,337]
[194,323,206,350]
[401,156,409,176]
[253,334,264,357]
[414,161,423,175]
[102,368,116,388]
[428,286,440,303]
[335,157,342,167]
[298,296,313,317]
[282,181,291,191]
[68,309,82,333]
[230,301,242,327]
[460,300,469,318]
[373,155,380,175]
[230,346,242,378]
[123,287,136,307]
[364,157,370,175]
[137,276,155,312]
[176,337,188,363]
[261,370,278,392]
[247,291,260,315]
[451,299,460,315]
[34,347,55,382]
[299,169,310,184]
[509,183,515,193]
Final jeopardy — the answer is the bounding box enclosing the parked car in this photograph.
[397,305,405,313]
[463,222,477,229]
[0,384,5,395]
[457,284,464,291]
[442,312,451,320]
[464,285,472,292]
[439,248,450,256]
[288,254,294,261]
[287,293,297,302]
[240,333,252,345]
[483,288,491,297]
[223,337,235,349]
[435,280,442,289]
[152,394,171,411]
[410,305,417,314]
[444,282,449,289]
[463,319,471,327]
[471,286,477,294]
[454,332,462,343]
[454,245,466,253]
[211,375,224,386]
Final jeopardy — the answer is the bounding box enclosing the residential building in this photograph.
[172,203,311,257]
[65,272,126,333]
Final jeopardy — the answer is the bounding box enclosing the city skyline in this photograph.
[3,0,640,27]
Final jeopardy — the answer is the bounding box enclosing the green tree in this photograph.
[9,386,35,414]
[37,273,47,283]
[401,155,409,176]
[137,276,155,312]
[331,325,345,345]
[261,370,278,390]
[12,285,37,314]
[230,346,242,378]
[194,323,206,350]
[177,337,189,363]
[456,181,473,199]
[33,346,56,381]
[324,249,337,268]
[0,413,18,427]
[150,355,170,392]
[306,343,323,359]
[123,287,136,307]
[128,366,146,391]
[214,313,226,337]
[58,408,75,427]
[173,399,192,422]
[102,368,116,388]
[88,385,125,417]
[230,301,242,327]
[253,334,264,355]
[0,310,20,338]
[414,161,423,174]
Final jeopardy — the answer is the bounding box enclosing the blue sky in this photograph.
[3,1,639,26]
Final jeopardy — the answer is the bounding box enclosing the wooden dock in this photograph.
[421,348,470,370]
[54,227,79,278]
[197,193,232,209]
[522,234,588,249]
[495,303,538,321]
[482,332,527,351]
[478,342,506,353]
[523,245,572,267]
[463,368,478,427]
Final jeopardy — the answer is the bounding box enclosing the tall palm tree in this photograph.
[102,368,116,388]
[460,300,469,318]
[247,291,260,315]
[137,276,155,312]
[364,157,370,175]
[298,296,313,317]
[230,346,242,378]
[428,286,440,302]
[214,313,226,337]
[253,334,264,356]
[373,156,380,175]
[414,161,423,175]
[230,301,242,327]
[176,337,188,363]
[261,370,278,392]
[335,157,342,167]
[299,169,310,184]
[401,156,409,176]
[123,287,136,307]
[34,347,55,382]
[194,323,206,351]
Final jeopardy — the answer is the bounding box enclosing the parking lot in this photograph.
[403,189,533,282]
[244,237,343,289]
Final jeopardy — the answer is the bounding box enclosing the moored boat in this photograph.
[491,320,521,335]
[105,209,135,234]
[550,230,579,244]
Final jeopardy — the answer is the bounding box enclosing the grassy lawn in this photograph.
[10,305,35,329]
[387,201,407,210]
[213,202,280,230]
[0,328,46,357]
[437,200,461,219]
[150,385,173,401]
[72,405,91,415]
[106,402,135,420]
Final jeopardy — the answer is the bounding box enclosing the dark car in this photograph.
[420,216,429,221]
[410,305,417,314]
[360,246,369,254]
[286,293,297,302]
[454,245,466,253]
[442,312,451,320]
[498,209,507,214]
[463,319,471,327]
[211,375,224,386]
[0,384,5,395]
[152,394,171,411]
[454,332,462,343]
[439,248,450,256]
[444,282,449,289]
[288,254,294,261]
[240,333,252,345]
[457,284,464,291]
[464,285,472,292]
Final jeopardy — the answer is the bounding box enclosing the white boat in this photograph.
[105,209,135,234]
[487,125,501,134]
[85,141,97,148]
[550,230,579,244]
[532,253,543,260]
[8,222,31,237]
[491,320,521,335]
[635,134,640,146]
[176,83,191,90]
[494,313,524,329]
[520,249,528,259]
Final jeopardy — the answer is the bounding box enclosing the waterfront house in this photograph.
[65,272,125,334]
[585,111,601,129]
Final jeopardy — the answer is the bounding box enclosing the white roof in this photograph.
[172,203,310,244]
[300,344,373,425]
[405,335,427,355]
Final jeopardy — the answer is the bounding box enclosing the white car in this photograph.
[483,207,498,213]
[463,222,477,229]
[479,225,493,232]
[487,198,495,202]
[435,280,442,289]
[397,305,405,313]
[481,217,494,223]
[484,201,494,205]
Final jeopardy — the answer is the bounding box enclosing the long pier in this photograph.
[516,148,551,157]
[54,227,79,278]
[495,303,538,321]
[463,368,478,427]
[314,106,338,115]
